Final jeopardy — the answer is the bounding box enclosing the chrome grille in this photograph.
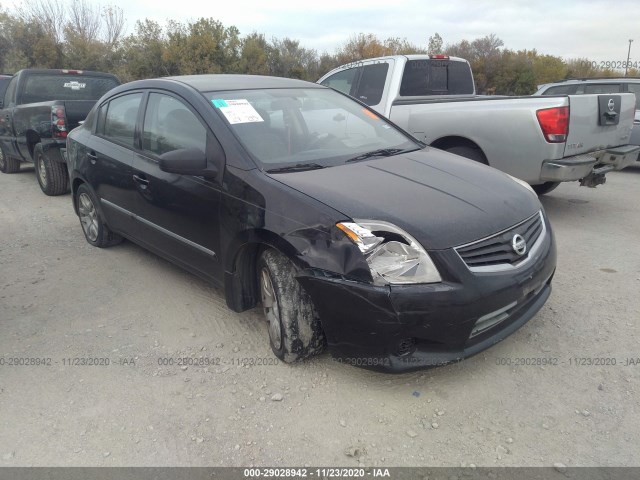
[455,211,545,271]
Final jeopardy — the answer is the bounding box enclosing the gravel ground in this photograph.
[0,165,639,467]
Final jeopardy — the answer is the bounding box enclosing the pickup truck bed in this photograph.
[319,55,640,193]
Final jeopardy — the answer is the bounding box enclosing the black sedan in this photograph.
[66,75,556,372]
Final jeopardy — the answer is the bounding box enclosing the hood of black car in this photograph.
[268,149,542,250]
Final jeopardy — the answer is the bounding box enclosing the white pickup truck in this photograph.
[318,55,640,194]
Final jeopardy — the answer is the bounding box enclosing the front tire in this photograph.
[34,144,69,196]
[257,249,325,362]
[76,184,122,248]
[0,144,21,173]
[532,182,560,196]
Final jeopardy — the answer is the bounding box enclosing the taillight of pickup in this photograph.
[51,105,68,139]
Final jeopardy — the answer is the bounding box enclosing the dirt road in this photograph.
[1,166,639,467]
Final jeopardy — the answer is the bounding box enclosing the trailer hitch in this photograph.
[580,165,613,188]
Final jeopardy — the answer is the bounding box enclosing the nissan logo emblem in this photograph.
[607,98,615,112]
[512,234,527,256]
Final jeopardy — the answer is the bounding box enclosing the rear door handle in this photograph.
[133,174,150,187]
[87,151,98,164]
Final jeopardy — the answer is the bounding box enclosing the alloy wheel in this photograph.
[260,268,282,350]
[78,193,99,242]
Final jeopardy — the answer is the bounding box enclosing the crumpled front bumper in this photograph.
[297,220,557,373]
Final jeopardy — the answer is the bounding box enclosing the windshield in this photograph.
[207,88,420,170]
[22,74,120,103]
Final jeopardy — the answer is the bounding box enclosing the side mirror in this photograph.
[158,148,218,179]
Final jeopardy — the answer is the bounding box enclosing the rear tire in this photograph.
[34,143,69,196]
[532,182,560,196]
[257,248,325,363]
[0,145,21,173]
[444,145,488,164]
[76,184,122,248]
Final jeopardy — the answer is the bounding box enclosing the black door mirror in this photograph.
[158,148,218,178]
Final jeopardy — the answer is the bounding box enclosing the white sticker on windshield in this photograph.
[214,99,264,124]
[63,81,86,90]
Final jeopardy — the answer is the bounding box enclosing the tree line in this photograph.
[1,0,637,95]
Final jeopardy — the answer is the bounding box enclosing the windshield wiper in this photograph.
[346,148,406,163]
[266,163,326,173]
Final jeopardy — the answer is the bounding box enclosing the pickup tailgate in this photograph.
[63,100,98,130]
[563,93,636,156]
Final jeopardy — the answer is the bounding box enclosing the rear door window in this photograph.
[353,63,389,106]
[400,59,474,96]
[101,93,143,148]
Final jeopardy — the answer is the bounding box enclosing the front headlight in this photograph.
[506,174,536,195]
[337,220,442,285]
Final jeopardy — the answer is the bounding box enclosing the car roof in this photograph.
[165,74,323,92]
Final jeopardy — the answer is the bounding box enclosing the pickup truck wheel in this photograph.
[34,144,69,196]
[532,182,560,196]
[444,145,488,165]
[76,184,122,248]
[258,248,325,363]
[0,145,21,174]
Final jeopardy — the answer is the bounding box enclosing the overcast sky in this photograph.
[9,0,640,63]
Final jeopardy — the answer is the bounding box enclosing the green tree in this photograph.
[164,18,241,75]
[427,33,443,54]
[238,32,270,75]
[120,19,168,80]
[269,37,318,80]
